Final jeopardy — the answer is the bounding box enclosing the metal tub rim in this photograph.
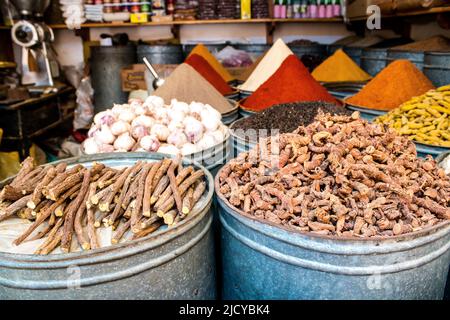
[215,170,450,251]
[0,152,214,269]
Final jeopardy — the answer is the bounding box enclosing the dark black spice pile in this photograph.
[232,101,351,142]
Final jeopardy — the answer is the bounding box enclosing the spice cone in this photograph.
[346,60,434,111]
[188,44,234,82]
[312,49,372,83]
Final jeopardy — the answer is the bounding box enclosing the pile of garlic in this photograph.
[83,96,228,156]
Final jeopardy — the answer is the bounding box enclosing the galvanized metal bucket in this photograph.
[414,142,450,159]
[288,44,327,60]
[229,119,257,157]
[343,46,364,66]
[215,177,450,300]
[234,44,270,60]
[183,43,227,58]
[137,44,184,65]
[361,48,388,76]
[387,49,425,70]
[423,51,450,88]
[0,153,216,300]
[90,45,137,113]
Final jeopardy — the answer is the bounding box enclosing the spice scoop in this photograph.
[143,57,165,89]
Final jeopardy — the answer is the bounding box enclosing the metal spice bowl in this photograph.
[214,167,450,300]
[343,97,388,122]
[0,153,216,300]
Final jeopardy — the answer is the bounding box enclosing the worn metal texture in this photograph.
[423,52,450,88]
[387,49,425,70]
[137,45,184,65]
[414,142,449,159]
[0,152,216,300]
[183,44,227,58]
[361,48,388,76]
[342,47,363,66]
[234,44,270,60]
[289,44,327,60]
[229,121,256,157]
[215,173,450,300]
[90,45,137,113]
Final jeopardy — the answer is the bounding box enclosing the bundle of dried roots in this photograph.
[218,112,450,237]
[0,157,206,254]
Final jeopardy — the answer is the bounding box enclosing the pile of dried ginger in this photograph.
[218,112,450,237]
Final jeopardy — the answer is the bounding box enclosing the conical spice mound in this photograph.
[346,60,434,111]
[153,63,235,114]
[312,49,372,83]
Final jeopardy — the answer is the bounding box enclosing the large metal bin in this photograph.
[0,152,216,300]
[137,44,184,65]
[423,51,450,88]
[90,45,137,113]
[215,171,450,300]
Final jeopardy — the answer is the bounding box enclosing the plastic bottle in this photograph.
[318,0,326,18]
[309,0,318,18]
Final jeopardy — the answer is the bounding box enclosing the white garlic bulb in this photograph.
[140,135,161,152]
[131,125,149,140]
[94,125,115,144]
[167,130,188,148]
[83,138,99,154]
[132,115,154,128]
[110,120,131,136]
[150,124,170,142]
[94,111,116,126]
[113,133,135,151]
[158,144,180,155]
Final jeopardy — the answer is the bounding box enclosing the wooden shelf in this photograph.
[350,6,450,21]
[34,18,343,30]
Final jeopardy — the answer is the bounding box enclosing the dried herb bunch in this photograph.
[218,112,450,237]
[0,157,206,254]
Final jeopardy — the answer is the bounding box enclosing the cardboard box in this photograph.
[121,64,147,92]
[346,0,395,19]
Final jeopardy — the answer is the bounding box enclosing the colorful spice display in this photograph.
[188,44,234,82]
[375,85,450,147]
[346,60,435,111]
[312,49,372,83]
[232,101,350,142]
[240,39,293,92]
[185,54,234,95]
[153,63,235,114]
[0,157,207,254]
[242,55,337,111]
[219,112,450,237]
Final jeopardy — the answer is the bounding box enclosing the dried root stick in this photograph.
[112,220,131,244]
[131,163,152,231]
[74,191,90,250]
[61,170,91,252]
[28,166,57,209]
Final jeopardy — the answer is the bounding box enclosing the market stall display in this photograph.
[83,96,228,157]
[187,44,234,82]
[231,102,351,155]
[216,112,450,300]
[219,112,450,237]
[153,63,236,113]
[232,102,350,143]
[346,60,435,111]
[375,85,450,148]
[0,155,208,254]
[312,49,372,83]
[242,55,336,111]
[185,54,234,95]
[239,39,293,93]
